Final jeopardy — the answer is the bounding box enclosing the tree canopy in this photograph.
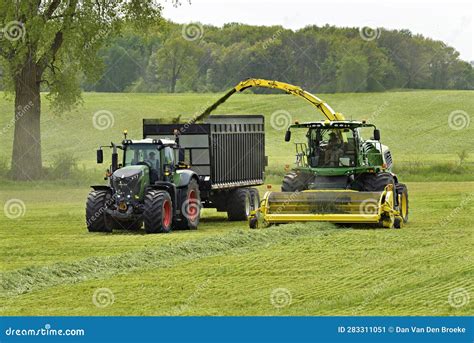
[84,22,473,94]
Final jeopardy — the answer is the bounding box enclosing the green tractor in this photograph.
[86,134,200,233]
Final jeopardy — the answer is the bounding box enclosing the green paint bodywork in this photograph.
[287,121,389,177]
[113,165,150,200]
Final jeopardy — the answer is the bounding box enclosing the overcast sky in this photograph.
[162,0,473,62]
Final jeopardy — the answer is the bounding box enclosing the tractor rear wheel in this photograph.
[282,171,309,192]
[175,179,201,230]
[227,188,251,221]
[86,190,113,232]
[396,183,409,223]
[143,190,173,234]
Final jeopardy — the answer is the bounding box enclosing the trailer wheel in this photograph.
[227,188,251,221]
[86,190,113,232]
[175,179,201,230]
[143,190,173,234]
[248,188,260,211]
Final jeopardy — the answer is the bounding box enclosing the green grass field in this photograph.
[0,90,473,315]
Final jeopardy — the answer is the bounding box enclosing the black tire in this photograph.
[175,179,201,230]
[248,188,260,211]
[227,188,251,221]
[143,190,173,234]
[394,217,402,229]
[281,171,310,192]
[86,190,113,232]
[249,217,258,229]
[396,183,409,223]
[357,172,395,192]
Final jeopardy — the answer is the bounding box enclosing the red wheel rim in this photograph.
[162,200,172,228]
[188,190,198,222]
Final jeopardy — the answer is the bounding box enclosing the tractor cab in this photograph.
[121,138,178,183]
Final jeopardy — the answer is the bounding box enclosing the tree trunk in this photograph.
[170,76,177,93]
[11,57,42,180]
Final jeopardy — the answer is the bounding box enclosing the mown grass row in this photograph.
[0,223,338,298]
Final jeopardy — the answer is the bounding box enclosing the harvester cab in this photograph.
[283,120,391,187]
[86,134,201,234]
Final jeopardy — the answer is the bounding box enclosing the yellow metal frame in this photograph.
[249,185,402,229]
[197,78,345,122]
[234,79,345,121]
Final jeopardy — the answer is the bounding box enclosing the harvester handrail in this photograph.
[196,78,345,122]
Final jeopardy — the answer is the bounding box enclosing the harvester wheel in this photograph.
[143,190,173,234]
[175,179,201,230]
[227,188,251,221]
[358,172,395,192]
[281,172,309,192]
[359,173,396,229]
[86,190,113,233]
[396,183,409,223]
[248,188,260,211]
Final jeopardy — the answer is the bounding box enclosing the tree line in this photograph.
[83,22,474,94]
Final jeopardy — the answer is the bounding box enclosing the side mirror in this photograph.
[96,149,103,164]
[285,130,291,142]
[373,129,381,141]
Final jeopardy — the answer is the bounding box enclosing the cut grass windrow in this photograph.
[0,223,339,298]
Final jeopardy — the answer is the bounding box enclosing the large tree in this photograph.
[0,0,165,180]
[156,32,205,93]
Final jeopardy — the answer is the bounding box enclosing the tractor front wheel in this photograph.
[85,190,113,233]
[143,190,173,234]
